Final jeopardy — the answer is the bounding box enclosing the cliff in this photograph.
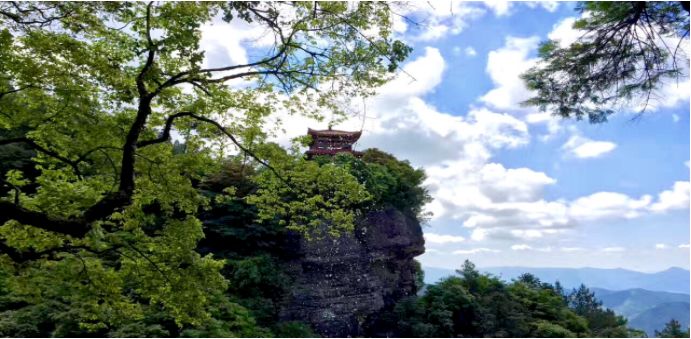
[278,207,425,337]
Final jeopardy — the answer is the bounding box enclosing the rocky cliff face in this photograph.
[278,207,425,337]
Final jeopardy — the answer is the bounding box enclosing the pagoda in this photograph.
[305,127,363,158]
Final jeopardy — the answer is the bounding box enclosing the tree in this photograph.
[568,284,629,337]
[0,1,410,335]
[521,1,690,123]
[655,319,691,338]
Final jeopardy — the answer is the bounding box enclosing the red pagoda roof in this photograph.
[307,128,362,139]
[305,127,363,158]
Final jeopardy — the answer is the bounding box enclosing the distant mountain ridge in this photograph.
[423,266,690,294]
[592,288,690,337]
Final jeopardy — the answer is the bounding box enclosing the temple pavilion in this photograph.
[305,127,363,159]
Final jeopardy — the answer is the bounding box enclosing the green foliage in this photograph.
[318,149,431,221]
[655,319,691,338]
[531,320,577,338]
[0,1,410,336]
[568,284,629,337]
[271,321,319,338]
[521,1,689,122]
[388,260,640,338]
[247,145,372,238]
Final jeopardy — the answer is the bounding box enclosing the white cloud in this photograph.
[652,79,691,110]
[394,2,486,42]
[562,134,617,159]
[484,1,558,17]
[650,181,690,213]
[525,1,560,12]
[548,17,582,48]
[417,23,450,41]
[525,112,563,141]
[602,247,626,252]
[453,248,501,255]
[560,247,585,252]
[465,46,477,57]
[480,36,540,110]
[392,13,408,34]
[511,229,548,239]
[525,112,552,124]
[483,0,512,17]
[470,229,489,242]
[200,15,276,69]
[510,244,552,252]
[424,233,465,244]
[478,164,556,203]
[569,192,652,220]
[428,162,557,222]
[379,47,446,99]
[679,244,690,249]
[655,243,668,249]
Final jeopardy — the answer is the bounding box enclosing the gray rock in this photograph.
[278,208,425,337]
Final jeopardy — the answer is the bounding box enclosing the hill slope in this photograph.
[592,288,690,336]
[628,302,690,337]
[592,288,689,319]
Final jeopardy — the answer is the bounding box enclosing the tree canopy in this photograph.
[656,319,691,338]
[521,1,690,123]
[381,260,646,338]
[0,1,411,335]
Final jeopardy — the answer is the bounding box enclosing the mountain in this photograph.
[629,302,690,337]
[422,266,690,294]
[592,288,690,336]
[592,288,689,319]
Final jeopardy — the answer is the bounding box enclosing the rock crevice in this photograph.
[279,208,425,337]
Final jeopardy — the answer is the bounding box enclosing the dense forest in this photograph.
[0,1,689,338]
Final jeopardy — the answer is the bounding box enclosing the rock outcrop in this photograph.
[278,207,425,337]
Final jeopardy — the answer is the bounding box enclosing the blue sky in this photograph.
[201,1,690,272]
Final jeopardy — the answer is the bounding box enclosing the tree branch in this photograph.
[0,200,90,237]
[137,112,289,186]
[0,137,82,178]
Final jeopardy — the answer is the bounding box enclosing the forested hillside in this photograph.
[1,2,689,338]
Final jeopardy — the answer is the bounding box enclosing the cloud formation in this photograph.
[453,248,501,255]
[425,233,465,244]
[562,134,617,159]
[650,181,690,213]
[480,36,540,110]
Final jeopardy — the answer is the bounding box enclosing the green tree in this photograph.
[568,284,629,337]
[655,319,691,338]
[388,262,650,338]
[521,1,690,123]
[0,1,409,335]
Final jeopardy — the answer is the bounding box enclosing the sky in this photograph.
[200,1,690,272]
